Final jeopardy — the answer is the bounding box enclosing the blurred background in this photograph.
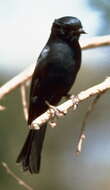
[0,0,110,189]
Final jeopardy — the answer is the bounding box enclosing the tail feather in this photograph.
[16,124,47,174]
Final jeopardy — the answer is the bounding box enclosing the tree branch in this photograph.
[31,77,110,129]
[0,64,35,100]
[80,35,110,50]
[2,162,33,190]
[0,35,110,100]
[20,84,28,121]
[76,93,102,154]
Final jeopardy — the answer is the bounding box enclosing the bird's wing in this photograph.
[29,46,50,97]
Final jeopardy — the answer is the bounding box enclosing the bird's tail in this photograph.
[16,124,47,174]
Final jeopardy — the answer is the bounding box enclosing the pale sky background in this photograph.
[0,0,101,73]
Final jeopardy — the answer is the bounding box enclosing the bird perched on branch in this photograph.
[16,16,86,174]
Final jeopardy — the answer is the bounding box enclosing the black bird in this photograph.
[16,16,86,174]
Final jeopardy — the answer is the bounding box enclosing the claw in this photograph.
[45,100,66,118]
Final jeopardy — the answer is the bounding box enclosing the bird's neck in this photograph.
[47,32,81,70]
[48,32,80,49]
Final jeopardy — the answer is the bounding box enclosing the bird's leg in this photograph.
[45,100,66,118]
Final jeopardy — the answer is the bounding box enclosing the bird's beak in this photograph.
[78,28,87,34]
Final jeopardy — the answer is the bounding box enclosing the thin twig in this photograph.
[20,84,28,121]
[76,94,102,154]
[31,77,110,129]
[80,35,110,49]
[2,162,33,190]
[0,64,35,100]
[0,35,110,100]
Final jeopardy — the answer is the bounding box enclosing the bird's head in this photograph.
[52,16,86,41]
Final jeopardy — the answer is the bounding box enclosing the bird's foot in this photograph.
[45,100,66,118]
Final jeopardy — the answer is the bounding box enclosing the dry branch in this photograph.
[76,94,102,154]
[31,77,110,129]
[0,64,35,100]
[80,35,110,49]
[0,35,110,100]
[2,162,33,190]
[20,84,28,121]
